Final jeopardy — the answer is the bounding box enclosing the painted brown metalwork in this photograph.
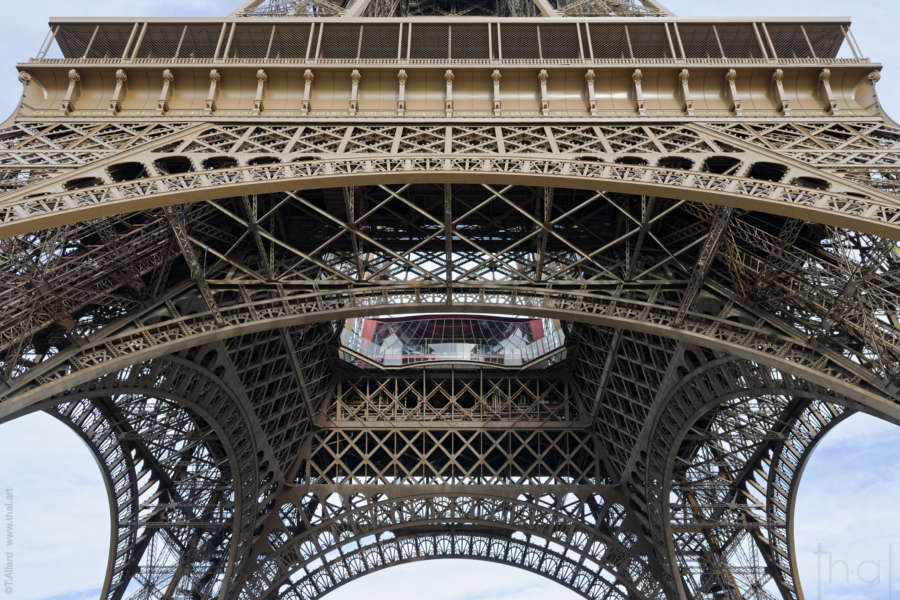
[1,0,898,599]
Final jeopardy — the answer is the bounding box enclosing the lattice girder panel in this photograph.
[2,270,894,428]
[51,399,145,600]
[570,325,679,475]
[705,206,900,383]
[298,427,604,485]
[326,366,582,425]
[224,324,336,477]
[0,208,187,360]
[666,397,851,600]
[4,150,899,245]
[0,121,195,168]
[233,0,349,17]
[705,121,900,168]
[135,183,715,289]
[1,120,887,201]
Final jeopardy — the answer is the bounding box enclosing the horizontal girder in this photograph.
[4,154,900,239]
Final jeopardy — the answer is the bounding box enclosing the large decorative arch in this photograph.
[642,358,866,600]
[46,355,262,600]
[240,491,666,600]
[0,179,895,600]
[2,286,894,425]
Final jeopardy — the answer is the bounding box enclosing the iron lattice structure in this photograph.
[1,0,899,598]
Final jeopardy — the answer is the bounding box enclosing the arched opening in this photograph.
[658,156,694,170]
[614,156,648,165]
[702,155,742,174]
[792,175,830,190]
[323,559,582,600]
[203,156,239,170]
[247,156,282,165]
[107,161,149,182]
[153,155,193,175]
[63,176,104,191]
[795,413,900,599]
[0,412,109,599]
[747,161,789,182]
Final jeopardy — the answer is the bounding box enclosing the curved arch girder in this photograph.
[50,399,140,600]
[242,492,666,600]
[641,359,864,600]
[3,155,900,240]
[2,284,894,426]
[763,399,850,599]
[49,356,262,599]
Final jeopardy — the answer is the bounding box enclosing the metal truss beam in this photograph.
[2,2,900,596]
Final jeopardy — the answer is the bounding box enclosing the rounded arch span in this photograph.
[2,290,895,428]
[240,492,665,600]
[45,355,261,600]
[3,155,899,239]
[288,552,583,600]
[40,408,119,599]
[779,406,853,599]
[642,357,864,600]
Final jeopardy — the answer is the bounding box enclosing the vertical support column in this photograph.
[444,69,455,117]
[678,69,693,116]
[725,69,742,116]
[491,70,502,116]
[584,69,597,116]
[349,69,361,115]
[818,68,838,115]
[157,69,174,115]
[61,69,80,114]
[397,69,408,116]
[109,69,127,115]
[205,69,221,116]
[632,69,645,116]
[301,69,314,115]
[443,184,453,296]
[772,68,789,116]
[254,68,267,115]
[538,69,549,116]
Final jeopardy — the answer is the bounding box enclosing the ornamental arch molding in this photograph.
[45,354,262,600]
[238,491,667,600]
[1,295,897,425]
[641,357,864,600]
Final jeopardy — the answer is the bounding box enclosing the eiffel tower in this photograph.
[1,0,899,597]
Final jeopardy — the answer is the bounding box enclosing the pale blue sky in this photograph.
[0,1,898,600]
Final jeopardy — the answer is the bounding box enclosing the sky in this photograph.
[0,1,898,600]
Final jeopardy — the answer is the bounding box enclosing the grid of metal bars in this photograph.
[46,19,852,62]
